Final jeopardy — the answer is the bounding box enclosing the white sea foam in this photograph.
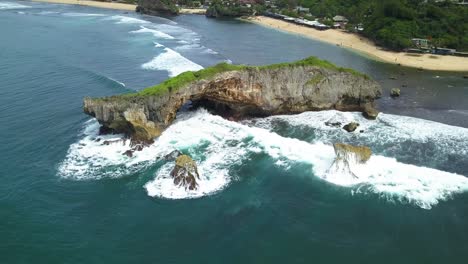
[106,15,149,24]
[58,120,161,180]
[141,47,203,77]
[59,110,468,207]
[36,11,59,15]
[0,2,30,10]
[146,110,468,205]
[153,42,164,48]
[252,110,468,158]
[130,26,174,40]
[202,48,219,55]
[63,12,106,17]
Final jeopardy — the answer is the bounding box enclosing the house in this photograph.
[411,38,430,49]
[333,15,348,23]
[332,15,348,29]
[296,6,310,13]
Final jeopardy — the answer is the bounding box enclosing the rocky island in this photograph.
[83,57,381,144]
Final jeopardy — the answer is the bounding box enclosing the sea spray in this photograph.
[59,110,468,208]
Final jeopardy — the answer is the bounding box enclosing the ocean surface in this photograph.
[1,1,468,263]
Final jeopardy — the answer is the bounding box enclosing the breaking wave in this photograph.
[0,2,30,10]
[130,26,175,40]
[59,110,468,208]
[63,12,106,17]
[141,47,204,77]
[105,15,150,24]
[248,110,468,175]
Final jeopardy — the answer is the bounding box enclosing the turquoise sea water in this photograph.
[1,1,468,263]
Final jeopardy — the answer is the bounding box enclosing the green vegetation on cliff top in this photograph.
[116,56,368,97]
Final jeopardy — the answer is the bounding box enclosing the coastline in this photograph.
[245,16,468,72]
[29,1,466,72]
[32,0,136,11]
[31,0,206,14]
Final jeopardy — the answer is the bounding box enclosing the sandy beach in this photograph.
[29,1,467,71]
[32,0,206,14]
[248,16,468,72]
[32,0,136,10]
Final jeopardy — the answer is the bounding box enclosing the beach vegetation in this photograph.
[295,0,468,51]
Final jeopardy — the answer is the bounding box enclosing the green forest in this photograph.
[277,0,468,51]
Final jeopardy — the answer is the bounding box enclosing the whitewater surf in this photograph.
[58,109,468,209]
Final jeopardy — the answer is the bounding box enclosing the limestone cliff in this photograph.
[136,0,179,16]
[83,57,381,143]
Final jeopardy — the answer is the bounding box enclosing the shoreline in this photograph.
[31,0,206,14]
[29,1,467,72]
[32,0,136,11]
[245,16,468,72]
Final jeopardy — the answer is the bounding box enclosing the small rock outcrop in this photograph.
[391,88,401,97]
[83,57,382,143]
[325,121,342,128]
[334,143,372,163]
[326,143,372,183]
[362,104,379,120]
[136,0,179,15]
[170,155,200,190]
[343,122,359,132]
[164,149,183,161]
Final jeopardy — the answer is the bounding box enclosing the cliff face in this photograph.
[136,0,179,15]
[83,59,381,143]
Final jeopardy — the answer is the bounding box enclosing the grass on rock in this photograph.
[114,56,370,98]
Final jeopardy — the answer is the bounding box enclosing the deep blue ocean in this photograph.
[1,1,468,263]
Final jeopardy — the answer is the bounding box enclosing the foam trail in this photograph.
[59,110,468,207]
[108,77,125,87]
[130,26,174,40]
[36,11,59,15]
[63,13,106,17]
[249,110,468,168]
[105,15,149,24]
[0,2,31,10]
[153,42,164,48]
[141,47,204,77]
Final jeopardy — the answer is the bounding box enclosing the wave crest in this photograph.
[59,110,468,208]
[141,47,204,77]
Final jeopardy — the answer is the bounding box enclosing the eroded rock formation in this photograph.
[83,58,382,143]
[326,143,372,183]
[170,155,200,190]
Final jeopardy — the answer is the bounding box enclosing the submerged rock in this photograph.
[391,88,401,97]
[164,149,183,161]
[123,150,133,158]
[463,75,468,79]
[325,121,342,128]
[170,155,200,190]
[84,57,381,143]
[343,122,359,132]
